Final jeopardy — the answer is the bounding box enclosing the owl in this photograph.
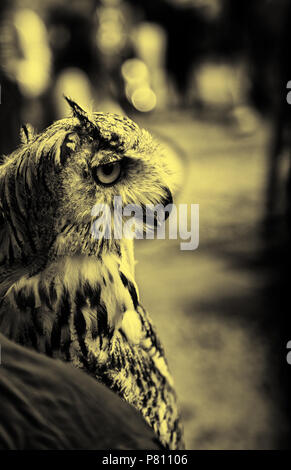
[0,97,184,450]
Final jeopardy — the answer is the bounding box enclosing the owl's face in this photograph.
[0,99,175,269]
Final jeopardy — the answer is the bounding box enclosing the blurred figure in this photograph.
[253,0,291,225]
[0,0,22,157]
[47,0,132,119]
[0,0,52,154]
[126,1,247,107]
[94,0,134,112]
[0,2,51,135]
[9,8,51,100]
[46,1,98,121]
[129,22,169,111]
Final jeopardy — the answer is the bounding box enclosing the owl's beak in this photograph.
[139,187,173,232]
[150,187,173,228]
[160,187,173,221]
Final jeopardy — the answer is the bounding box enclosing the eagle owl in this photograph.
[0,97,184,450]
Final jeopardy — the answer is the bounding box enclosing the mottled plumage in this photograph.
[0,98,184,449]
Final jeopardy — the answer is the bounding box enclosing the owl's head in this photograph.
[0,98,175,273]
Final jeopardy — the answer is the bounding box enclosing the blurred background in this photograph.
[1,0,291,450]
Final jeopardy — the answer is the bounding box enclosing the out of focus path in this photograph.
[133,111,288,449]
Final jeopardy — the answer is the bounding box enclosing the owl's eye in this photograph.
[94,162,121,185]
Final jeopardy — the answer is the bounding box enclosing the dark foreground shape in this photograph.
[0,333,162,450]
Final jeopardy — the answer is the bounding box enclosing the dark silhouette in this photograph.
[0,332,162,450]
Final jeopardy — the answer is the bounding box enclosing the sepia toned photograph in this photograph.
[0,0,291,453]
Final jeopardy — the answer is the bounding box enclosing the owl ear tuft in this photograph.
[20,123,35,145]
[64,95,96,134]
